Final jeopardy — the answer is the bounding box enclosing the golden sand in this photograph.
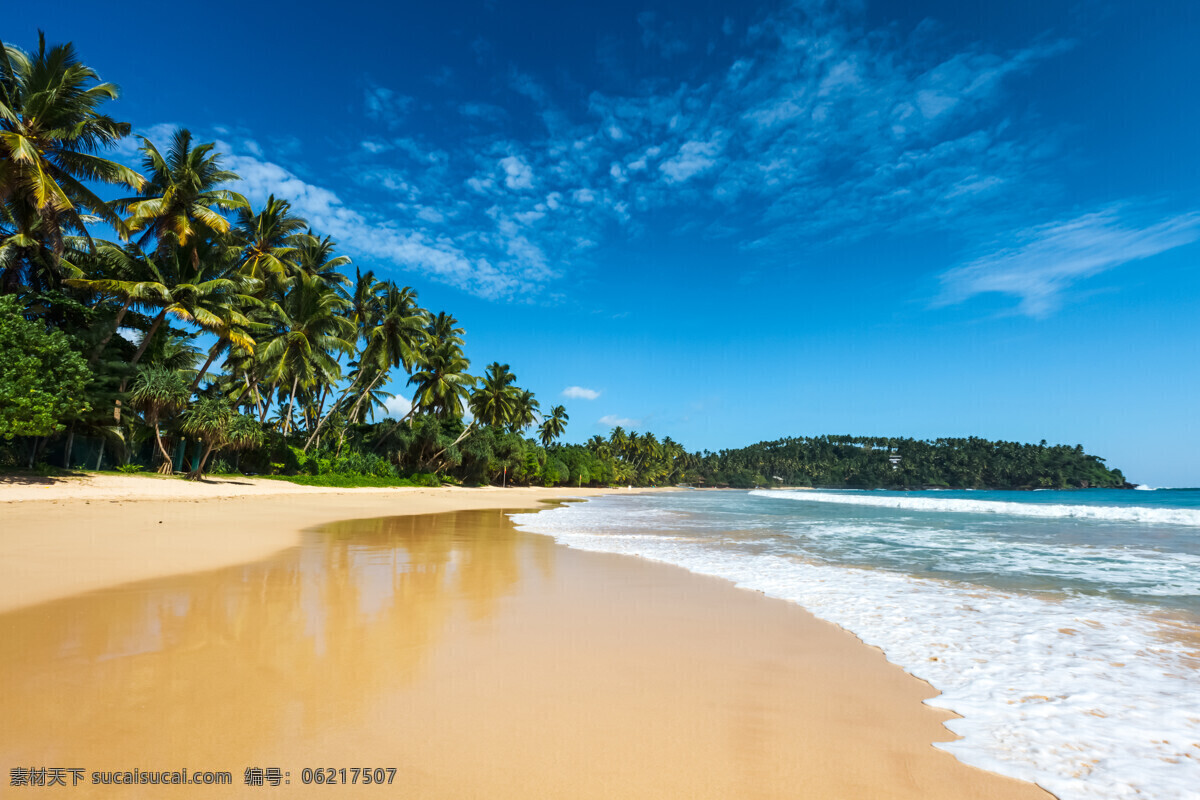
[0,493,1050,798]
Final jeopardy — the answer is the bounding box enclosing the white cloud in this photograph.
[598,415,640,427]
[383,394,412,419]
[562,386,600,400]
[499,155,534,190]
[658,138,724,184]
[937,207,1200,316]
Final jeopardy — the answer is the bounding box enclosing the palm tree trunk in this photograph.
[187,442,216,480]
[259,380,278,423]
[303,370,365,452]
[336,372,385,450]
[283,376,299,437]
[190,341,223,393]
[152,418,173,474]
[126,308,169,374]
[88,297,134,366]
[423,422,475,471]
[61,424,75,469]
[114,308,170,423]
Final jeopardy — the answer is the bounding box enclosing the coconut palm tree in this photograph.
[258,272,354,436]
[509,388,540,434]
[408,336,474,420]
[344,283,428,424]
[293,231,350,284]
[235,195,307,283]
[110,129,247,261]
[0,34,143,269]
[469,362,518,428]
[64,242,171,365]
[537,404,569,447]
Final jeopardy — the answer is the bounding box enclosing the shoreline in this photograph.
[0,489,1052,798]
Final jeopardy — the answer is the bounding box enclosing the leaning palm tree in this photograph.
[110,128,247,262]
[64,242,171,365]
[537,405,569,447]
[344,283,428,423]
[0,34,143,264]
[129,365,189,473]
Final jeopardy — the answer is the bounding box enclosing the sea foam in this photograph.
[751,489,1200,526]
[511,496,1200,800]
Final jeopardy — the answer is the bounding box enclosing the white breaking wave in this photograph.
[751,489,1200,526]
[511,497,1200,800]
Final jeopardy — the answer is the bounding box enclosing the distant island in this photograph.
[691,436,1131,490]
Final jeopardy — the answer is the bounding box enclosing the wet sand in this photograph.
[0,504,1051,798]
[0,481,629,613]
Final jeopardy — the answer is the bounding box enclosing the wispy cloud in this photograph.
[160,2,1081,301]
[936,207,1200,316]
[598,414,640,427]
[562,386,600,400]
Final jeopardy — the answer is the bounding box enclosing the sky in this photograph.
[15,0,1200,485]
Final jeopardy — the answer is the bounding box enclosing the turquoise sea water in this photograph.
[511,488,1200,800]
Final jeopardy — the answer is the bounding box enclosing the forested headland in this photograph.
[692,436,1131,490]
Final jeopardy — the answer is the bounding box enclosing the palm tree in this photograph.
[110,129,247,261]
[0,34,143,267]
[258,272,354,436]
[235,195,307,283]
[293,231,350,284]
[129,365,189,473]
[180,397,262,479]
[537,405,569,447]
[64,243,171,365]
[509,388,540,433]
[344,283,428,424]
[609,426,628,454]
[408,333,475,420]
[469,362,519,428]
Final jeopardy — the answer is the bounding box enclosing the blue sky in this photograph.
[16,0,1200,485]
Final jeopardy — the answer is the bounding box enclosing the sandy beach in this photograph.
[0,476,1050,798]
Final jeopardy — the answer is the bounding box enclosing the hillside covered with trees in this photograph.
[693,436,1131,490]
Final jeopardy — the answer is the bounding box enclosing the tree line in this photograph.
[693,435,1131,490]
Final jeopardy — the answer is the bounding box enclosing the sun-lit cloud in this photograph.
[936,207,1200,316]
[562,386,600,400]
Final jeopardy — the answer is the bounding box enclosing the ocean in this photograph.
[510,488,1200,800]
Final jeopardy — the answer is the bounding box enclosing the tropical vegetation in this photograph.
[0,33,1131,491]
[0,32,689,486]
[692,435,1130,489]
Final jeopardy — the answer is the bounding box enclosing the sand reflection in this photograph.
[0,509,547,791]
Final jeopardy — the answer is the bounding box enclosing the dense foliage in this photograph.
[0,295,91,442]
[693,435,1130,489]
[0,32,691,485]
